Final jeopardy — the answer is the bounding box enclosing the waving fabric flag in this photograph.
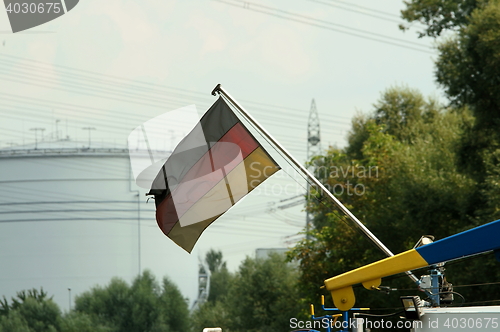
[148,97,280,252]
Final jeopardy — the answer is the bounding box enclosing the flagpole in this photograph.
[212,84,419,283]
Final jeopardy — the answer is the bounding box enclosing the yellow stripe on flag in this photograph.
[167,147,279,252]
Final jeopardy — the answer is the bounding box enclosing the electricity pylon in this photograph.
[306,99,321,236]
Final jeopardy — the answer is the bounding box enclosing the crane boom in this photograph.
[325,218,500,310]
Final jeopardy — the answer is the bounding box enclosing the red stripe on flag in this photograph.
[156,122,259,234]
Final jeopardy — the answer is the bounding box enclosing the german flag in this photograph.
[148,97,280,252]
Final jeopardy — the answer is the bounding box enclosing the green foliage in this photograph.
[403,0,500,212]
[1,289,50,318]
[15,298,61,332]
[0,310,33,332]
[345,113,370,160]
[225,254,303,332]
[0,288,115,332]
[0,288,61,332]
[400,0,478,37]
[59,312,113,332]
[207,264,232,304]
[291,86,476,310]
[0,274,188,332]
[404,0,500,186]
[205,249,227,273]
[74,278,129,330]
[436,0,500,116]
[191,252,304,332]
[191,250,233,331]
[373,86,431,141]
[74,270,189,332]
[191,301,230,332]
[128,272,162,331]
[160,277,190,332]
[433,0,500,224]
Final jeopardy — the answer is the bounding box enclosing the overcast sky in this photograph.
[0,0,443,310]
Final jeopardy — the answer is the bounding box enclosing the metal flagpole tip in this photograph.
[211,84,222,96]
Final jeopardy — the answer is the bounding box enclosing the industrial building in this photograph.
[0,139,198,311]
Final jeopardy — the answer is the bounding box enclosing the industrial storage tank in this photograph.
[0,139,199,311]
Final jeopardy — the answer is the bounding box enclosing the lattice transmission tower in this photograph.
[306,99,321,235]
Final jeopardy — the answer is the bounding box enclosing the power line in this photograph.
[0,54,354,147]
[0,53,340,239]
[308,0,406,25]
[321,0,403,19]
[213,0,434,54]
[0,53,355,120]
[0,83,352,129]
[0,80,350,151]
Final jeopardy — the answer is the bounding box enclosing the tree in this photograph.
[190,301,230,332]
[0,288,111,332]
[191,252,304,332]
[435,1,500,117]
[400,0,478,37]
[0,277,189,332]
[202,250,232,304]
[74,271,189,332]
[225,254,303,332]
[159,277,190,332]
[59,312,112,332]
[402,0,500,178]
[290,86,476,310]
[205,249,227,274]
[1,289,50,317]
[0,289,61,332]
[74,277,130,331]
[191,250,233,332]
[0,310,32,332]
[403,0,500,224]
[288,0,500,318]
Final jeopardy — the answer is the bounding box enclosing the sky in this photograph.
[0,0,444,311]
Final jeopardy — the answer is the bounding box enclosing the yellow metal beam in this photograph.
[324,249,428,310]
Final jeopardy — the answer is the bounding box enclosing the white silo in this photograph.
[0,139,199,311]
